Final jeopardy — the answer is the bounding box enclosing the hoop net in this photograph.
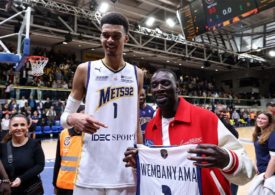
[27,56,48,77]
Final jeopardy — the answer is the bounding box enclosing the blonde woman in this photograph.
[253,112,275,177]
[249,112,275,194]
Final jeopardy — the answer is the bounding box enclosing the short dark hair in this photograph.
[153,68,178,82]
[100,12,129,34]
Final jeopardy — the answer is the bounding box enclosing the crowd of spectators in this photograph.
[0,46,268,103]
[0,47,268,136]
[0,94,257,139]
[199,104,257,127]
[0,97,65,139]
[0,47,77,91]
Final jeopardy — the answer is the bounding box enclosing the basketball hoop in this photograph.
[27,56,48,77]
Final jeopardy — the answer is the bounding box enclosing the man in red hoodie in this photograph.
[124,69,255,195]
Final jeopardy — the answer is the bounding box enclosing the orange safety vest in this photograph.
[250,112,256,119]
[56,129,82,190]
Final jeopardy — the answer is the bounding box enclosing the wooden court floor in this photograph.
[41,127,256,195]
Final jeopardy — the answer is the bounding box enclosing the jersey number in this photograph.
[113,103,117,118]
[162,185,171,195]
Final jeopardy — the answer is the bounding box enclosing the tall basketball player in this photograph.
[60,12,143,195]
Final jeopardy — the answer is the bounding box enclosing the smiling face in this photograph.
[100,24,128,57]
[9,116,28,138]
[215,105,228,120]
[151,71,178,110]
[256,113,270,129]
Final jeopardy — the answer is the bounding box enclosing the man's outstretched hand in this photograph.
[188,144,230,169]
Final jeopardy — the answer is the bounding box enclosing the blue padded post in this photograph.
[15,55,27,71]
[23,38,30,56]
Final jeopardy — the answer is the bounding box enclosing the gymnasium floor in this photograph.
[40,127,255,195]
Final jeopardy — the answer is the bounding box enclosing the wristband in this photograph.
[61,112,73,129]
[61,95,82,129]
[222,148,233,171]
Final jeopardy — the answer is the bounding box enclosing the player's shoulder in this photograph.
[76,60,101,72]
[134,66,144,82]
[135,66,143,75]
[76,61,88,72]
[126,62,141,72]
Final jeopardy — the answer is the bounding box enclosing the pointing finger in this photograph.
[86,117,108,128]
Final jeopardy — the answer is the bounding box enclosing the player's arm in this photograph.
[61,63,86,129]
[61,63,107,133]
[136,68,144,144]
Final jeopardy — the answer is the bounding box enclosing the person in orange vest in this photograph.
[249,111,256,126]
[52,105,84,195]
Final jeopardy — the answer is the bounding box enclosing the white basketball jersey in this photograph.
[76,60,138,188]
[136,144,200,195]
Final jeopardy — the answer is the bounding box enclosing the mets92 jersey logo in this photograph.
[97,86,134,109]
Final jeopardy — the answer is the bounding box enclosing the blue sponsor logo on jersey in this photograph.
[97,86,134,109]
[91,133,136,141]
[96,76,108,81]
[121,75,134,83]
